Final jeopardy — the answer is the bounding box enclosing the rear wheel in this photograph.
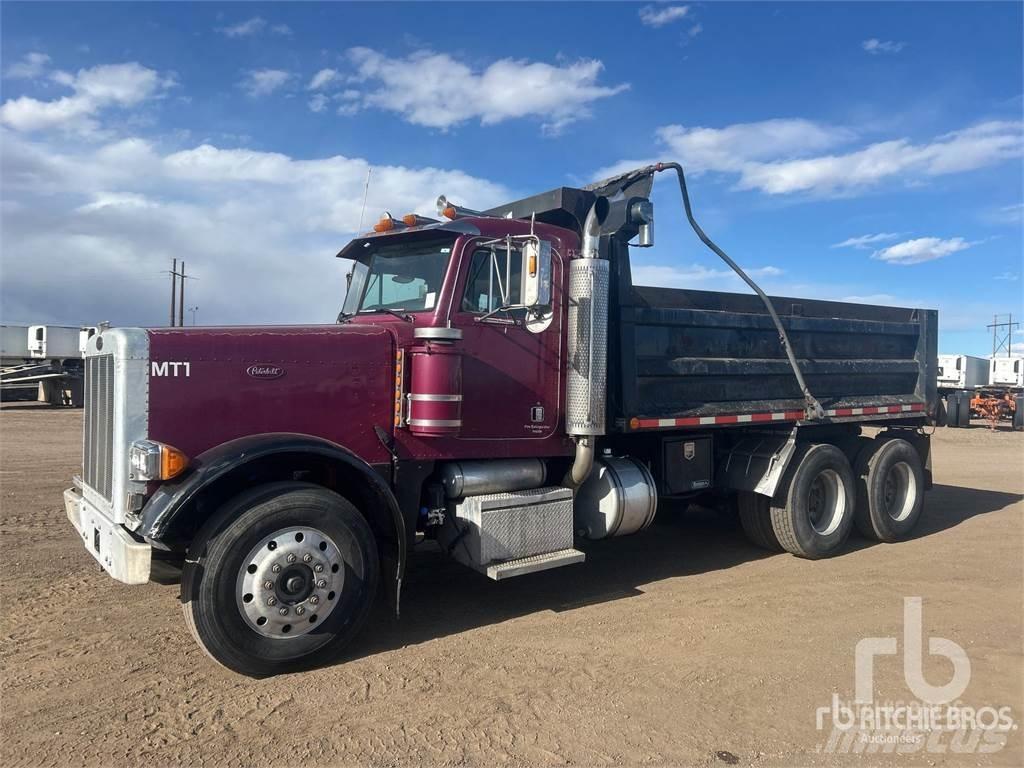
[770,444,855,559]
[854,438,925,542]
[738,492,782,551]
[181,482,379,677]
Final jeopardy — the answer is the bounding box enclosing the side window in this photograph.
[461,246,523,314]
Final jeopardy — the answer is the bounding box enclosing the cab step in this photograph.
[485,548,585,581]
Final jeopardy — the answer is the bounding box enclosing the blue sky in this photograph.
[1,1,1021,356]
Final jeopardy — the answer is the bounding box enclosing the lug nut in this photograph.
[295,606,305,616]
[271,564,282,573]
[278,607,289,616]
[316,579,327,589]
[266,597,277,606]
[309,595,320,605]
[287,553,297,564]
[302,553,313,563]
[263,580,274,590]
[314,563,324,573]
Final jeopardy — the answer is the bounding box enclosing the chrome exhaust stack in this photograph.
[565,197,610,488]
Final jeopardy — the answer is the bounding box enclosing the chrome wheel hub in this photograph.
[236,526,344,638]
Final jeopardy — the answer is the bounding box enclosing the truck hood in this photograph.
[145,324,395,465]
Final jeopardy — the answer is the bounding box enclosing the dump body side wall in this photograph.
[615,285,937,429]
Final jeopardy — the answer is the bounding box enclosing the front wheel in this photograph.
[181,482,379,677]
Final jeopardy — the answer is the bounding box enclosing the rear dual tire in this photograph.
[769,444,856,559]
[853,438,925,542]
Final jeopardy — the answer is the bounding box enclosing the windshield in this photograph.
[341,236,455,317]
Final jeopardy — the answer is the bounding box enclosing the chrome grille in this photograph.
[84,354,115,500]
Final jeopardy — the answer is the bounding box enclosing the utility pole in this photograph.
[178,261,186,328]
[987,313,1019,357]
[188,306,199,326]
[169,258,178,326]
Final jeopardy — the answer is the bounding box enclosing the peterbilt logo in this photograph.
[246,364,285,380]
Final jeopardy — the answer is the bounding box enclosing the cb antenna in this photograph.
[357,168,372,232]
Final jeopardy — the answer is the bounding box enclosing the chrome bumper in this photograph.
[64,487,151,584]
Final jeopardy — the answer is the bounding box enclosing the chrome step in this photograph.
[485,548,585,581]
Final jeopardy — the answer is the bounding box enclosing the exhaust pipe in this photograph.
[565,197,610,488]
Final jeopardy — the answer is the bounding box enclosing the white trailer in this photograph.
[1,325,31,364]
[937,354,988,392]
[27,325,83,360]
[989,357,1024,389]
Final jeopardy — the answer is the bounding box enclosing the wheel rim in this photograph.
[236,526,345,639]
[807,468,846,535]
[882,461,916,522]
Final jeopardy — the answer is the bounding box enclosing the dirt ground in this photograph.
[1,404,1021,768]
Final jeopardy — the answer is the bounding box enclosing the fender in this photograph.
[138,432,406,604]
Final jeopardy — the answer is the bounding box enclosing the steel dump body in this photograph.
[613,286,937,430]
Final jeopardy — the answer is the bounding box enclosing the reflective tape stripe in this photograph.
[409,393,463,402]
[630,401,925,430]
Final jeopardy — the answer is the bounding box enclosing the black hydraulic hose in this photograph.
[654,162,825,420]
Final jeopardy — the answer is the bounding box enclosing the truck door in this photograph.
[451,237,563,442]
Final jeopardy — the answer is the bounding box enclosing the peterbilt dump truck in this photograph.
[65,163,938,676]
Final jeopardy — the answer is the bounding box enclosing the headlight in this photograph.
[130,439,189,481]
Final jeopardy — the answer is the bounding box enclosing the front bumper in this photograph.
[64,487,151,584]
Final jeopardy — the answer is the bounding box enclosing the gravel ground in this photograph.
[1,403,1021,767]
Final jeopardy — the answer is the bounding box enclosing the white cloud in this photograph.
[986,202,1024,225]
[0,62,173,133]
[602,119,1022,197]
[737,121,1023,195]
[1011,342,1024,355]
[831,232,901,249]
[220,17,266,37]
[238,69,292,97]
[219,17,292,38]
[862,38,907,55]
[688,23,703,38]
[871,237,971,265]
[308,94,328,113]
[344,47,628,134]
[308,68,340,90]
[994,271,1019,281]
[0,130,512,326]
[594,117,852,180]
[5,52,51,80]
[639,5,689,28]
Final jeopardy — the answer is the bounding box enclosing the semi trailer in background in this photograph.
[64,162,939,676]
[937,354,988,392]
[1,324,96,405]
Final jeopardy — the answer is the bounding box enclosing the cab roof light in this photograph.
[402,213,441,227]
[373,212,405,233]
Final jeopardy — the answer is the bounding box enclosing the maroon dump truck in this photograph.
[65,163,938,676]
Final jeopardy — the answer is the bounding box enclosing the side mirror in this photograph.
[521,240,552,308]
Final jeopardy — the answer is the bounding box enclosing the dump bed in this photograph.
[614,286,937,430]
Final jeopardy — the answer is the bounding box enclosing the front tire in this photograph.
[181,482,379,677]
[770,444,855,559]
